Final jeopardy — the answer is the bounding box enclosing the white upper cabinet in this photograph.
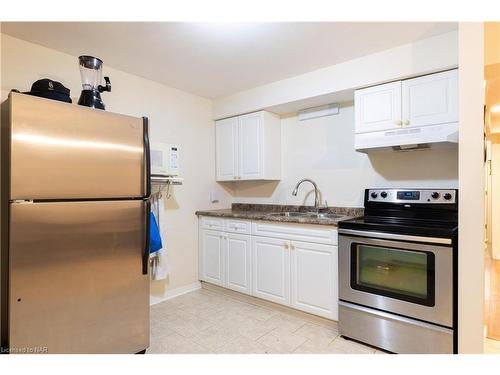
[215,117,238,181]
[355,81,402,134]
[355,69,458,135]
[402,69,458,128]
[215,111,281,181]
[238,113,262,180]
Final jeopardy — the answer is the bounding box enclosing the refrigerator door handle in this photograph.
[143,116,151,199]
[142,199,151,275]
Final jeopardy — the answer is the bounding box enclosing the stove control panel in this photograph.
[367,189,457,204]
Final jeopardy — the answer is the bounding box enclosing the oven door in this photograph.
[338,232,453,327]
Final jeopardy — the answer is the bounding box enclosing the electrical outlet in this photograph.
[209,191,219,204]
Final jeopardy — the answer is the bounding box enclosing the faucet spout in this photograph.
[291,178,321,210]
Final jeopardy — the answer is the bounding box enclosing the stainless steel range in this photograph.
[337,188,458,354]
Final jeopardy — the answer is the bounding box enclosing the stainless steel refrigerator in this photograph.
[0,92,151,354]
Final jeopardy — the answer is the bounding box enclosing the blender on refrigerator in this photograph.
[78,55,111,110]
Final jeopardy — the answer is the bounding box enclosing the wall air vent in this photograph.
[298,103,340,121]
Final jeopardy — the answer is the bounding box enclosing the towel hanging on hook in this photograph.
[149,194,169,280]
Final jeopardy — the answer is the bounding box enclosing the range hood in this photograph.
[355,122,458,152]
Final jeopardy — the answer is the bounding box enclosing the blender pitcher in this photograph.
[77,55,111,110]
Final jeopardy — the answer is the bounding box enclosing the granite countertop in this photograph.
[195,203,364,226]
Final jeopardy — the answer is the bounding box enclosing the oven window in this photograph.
[351,244,435,306]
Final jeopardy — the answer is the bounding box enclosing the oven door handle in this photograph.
[338,228,452,245]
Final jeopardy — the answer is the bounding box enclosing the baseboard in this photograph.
[150,281,201,306]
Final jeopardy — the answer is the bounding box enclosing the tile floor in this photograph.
[485,338,500,354]
[148,287,383,354]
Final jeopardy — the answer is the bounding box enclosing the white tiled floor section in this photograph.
[148,288,383,354]
[485,338,500,354]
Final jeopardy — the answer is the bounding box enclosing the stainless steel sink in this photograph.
[313,212,344,219]
[267,212,309,217]
[266,212,344,220]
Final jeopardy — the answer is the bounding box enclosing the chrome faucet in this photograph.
[292,178,323,211]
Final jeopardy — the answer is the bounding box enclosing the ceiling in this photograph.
[1,22,457,99]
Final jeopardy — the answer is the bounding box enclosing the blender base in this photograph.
[78,89,105,110]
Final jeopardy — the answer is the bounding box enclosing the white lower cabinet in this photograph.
[252,236,291,305]
[200,229,224,286]
[290,241,338,320]
[199,216,338,320]
[225,233,252,295]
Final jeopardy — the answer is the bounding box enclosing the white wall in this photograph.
[217,30,459,209]
[213,31,458,119]
[0,33,234,302]
[457,22,485,354]
[232,105,458,208]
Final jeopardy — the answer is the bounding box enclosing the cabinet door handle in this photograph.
[290,243,295,250]
[395,120,403,127]
[284,241,289,249]
[403,120,410,126]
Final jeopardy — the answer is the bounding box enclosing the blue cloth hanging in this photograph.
[149,212,163,254]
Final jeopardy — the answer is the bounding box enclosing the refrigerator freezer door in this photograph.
[8,200,149,354]
[8,93,146,200]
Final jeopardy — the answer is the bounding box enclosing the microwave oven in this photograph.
[150,142,179,176]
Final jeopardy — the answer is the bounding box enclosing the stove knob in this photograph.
[431,192,440,199]
[443,193,452,201]
[370,192,378,199]
[380,191,388,198]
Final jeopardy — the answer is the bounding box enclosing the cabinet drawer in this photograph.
[252,221,337,245]
[225,219,252,234]
[200,216,225,230]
